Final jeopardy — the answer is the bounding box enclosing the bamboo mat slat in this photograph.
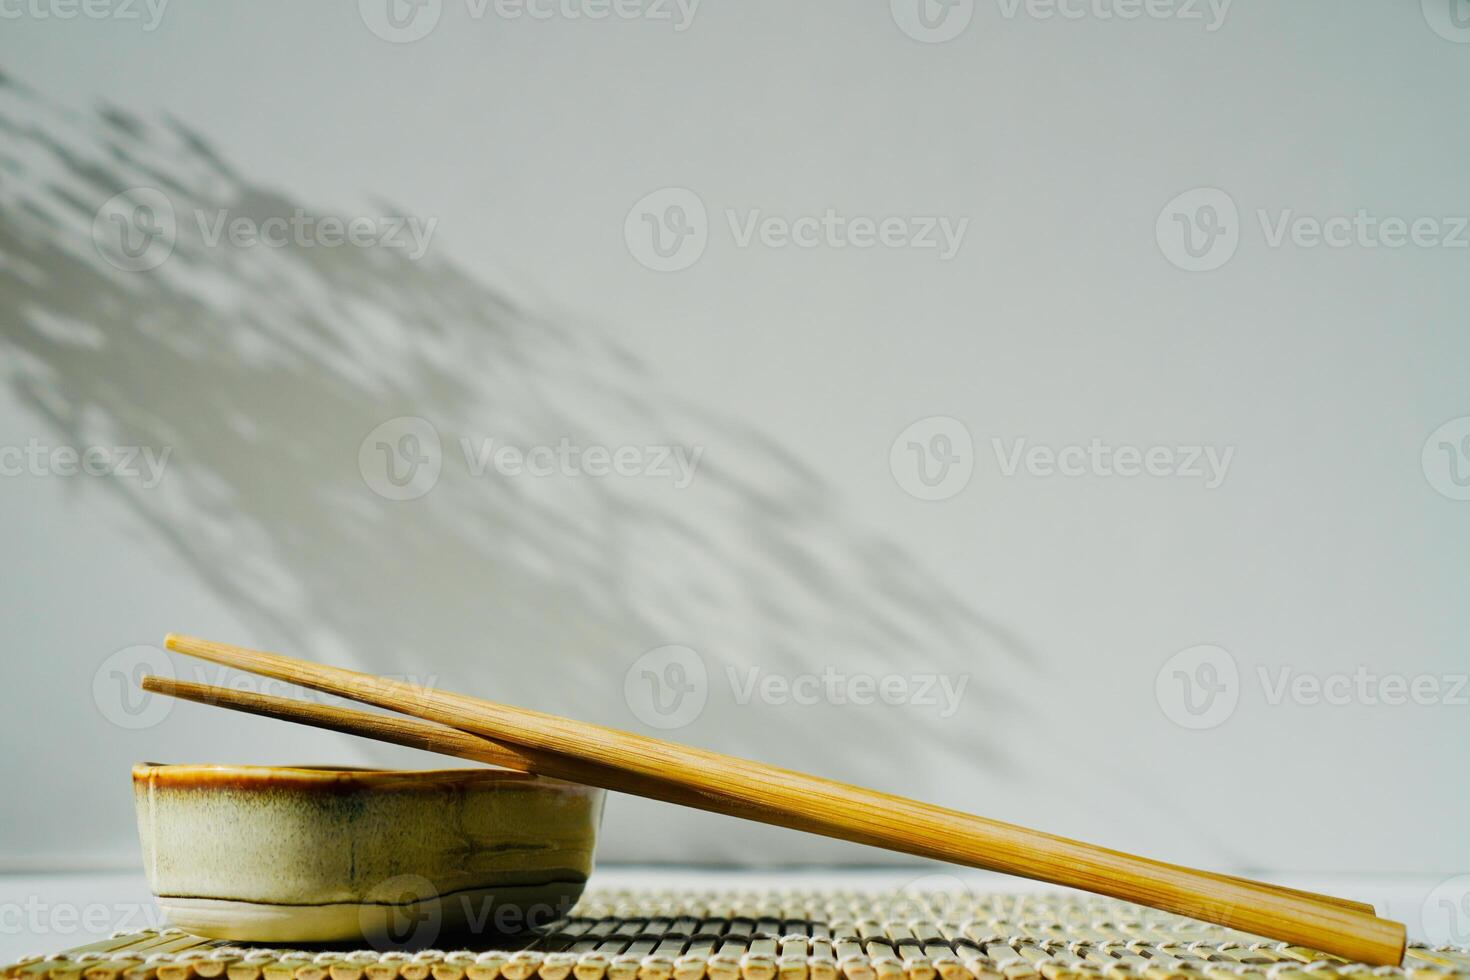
[5,891,1463,980]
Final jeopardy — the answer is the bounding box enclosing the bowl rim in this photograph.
[131,762,600,794]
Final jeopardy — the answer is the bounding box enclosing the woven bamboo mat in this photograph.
[6,890,1468,980]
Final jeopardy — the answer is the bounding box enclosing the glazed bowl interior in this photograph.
[133,763,605,945]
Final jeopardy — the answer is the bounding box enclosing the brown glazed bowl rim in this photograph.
[131,762,593,793]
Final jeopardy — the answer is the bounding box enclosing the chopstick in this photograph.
[160,634,1406,965]
[142,674,1378,920]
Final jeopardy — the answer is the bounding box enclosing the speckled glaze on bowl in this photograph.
[133,764,604,944]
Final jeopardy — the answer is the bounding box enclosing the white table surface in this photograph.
[0,868,1456,966]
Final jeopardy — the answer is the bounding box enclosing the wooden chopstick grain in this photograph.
[160,634,1406,965]
[141,674,1376,920]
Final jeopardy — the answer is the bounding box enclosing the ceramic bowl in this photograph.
[132,763,604,944]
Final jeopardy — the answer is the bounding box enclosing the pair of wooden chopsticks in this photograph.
[146,634,1406,965]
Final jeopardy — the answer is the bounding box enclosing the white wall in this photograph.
[0,0,1466,876]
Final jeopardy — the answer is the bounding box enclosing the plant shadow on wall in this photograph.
[0,71,1036,860]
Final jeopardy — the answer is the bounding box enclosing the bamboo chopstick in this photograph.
[143,678,1370,922]
[159,634,1406,965]
[141,674,1377,920]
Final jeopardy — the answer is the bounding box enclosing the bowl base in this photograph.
[158,881,587,944]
